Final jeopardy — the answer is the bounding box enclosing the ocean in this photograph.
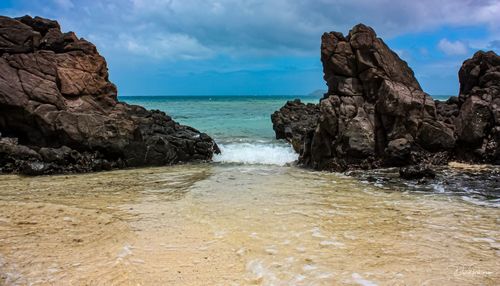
[0,95,498,285]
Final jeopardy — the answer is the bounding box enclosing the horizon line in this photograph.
[118,94,454,97]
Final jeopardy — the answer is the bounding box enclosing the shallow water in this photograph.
[1,95,499,284]
[0,164,498,285]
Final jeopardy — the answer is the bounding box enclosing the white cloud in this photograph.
[472,0,500,27]
[121,33,214,60]
[438,39,468,55]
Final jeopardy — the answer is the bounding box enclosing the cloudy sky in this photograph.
[1,0,499,96]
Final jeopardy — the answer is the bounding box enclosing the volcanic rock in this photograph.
[0,15,219,175]
[455,51,500,163]
[271,99,319,154]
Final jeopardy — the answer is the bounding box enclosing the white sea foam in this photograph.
[213,143,298,166]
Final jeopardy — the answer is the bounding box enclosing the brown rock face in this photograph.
[0,15,219,175]
[271,99,319,155]
[272,24,500,171]
[455,51,500,162]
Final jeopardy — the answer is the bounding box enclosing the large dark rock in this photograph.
[455,51,500,163]
[272,24,500,172]
[0,15,219,175]
[271,99,319,154]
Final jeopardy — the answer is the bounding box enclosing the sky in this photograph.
[1,0,499,96]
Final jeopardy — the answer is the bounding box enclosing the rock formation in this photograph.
[454,51,500,162]
[272,24,500,172]
[271,99,319,154]
[0,15,219,175]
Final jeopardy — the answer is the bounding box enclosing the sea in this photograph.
[0,95,498,285]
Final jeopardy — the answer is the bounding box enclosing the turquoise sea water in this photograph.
[121,95,320,165]
[120,95,318,144]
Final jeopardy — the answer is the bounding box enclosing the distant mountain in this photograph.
[307,89,326,97]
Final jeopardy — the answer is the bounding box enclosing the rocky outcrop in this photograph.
[271,99,319,154]
[272,24,500,172]
[0,15,219,175]
[454,51,500,163]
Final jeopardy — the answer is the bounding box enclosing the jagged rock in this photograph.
[454,51,500,163]
[308,24,454,170]
[271,99,319,154]
[317,24,445,170]
[272,24,500,171]
[385,138,411,165]
[0,15,219,175]
[456,96,491,146]
[436,96,459,125]
[0,16,41,54]
[417,120,456,151]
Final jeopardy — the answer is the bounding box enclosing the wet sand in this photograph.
[0,164,498,285]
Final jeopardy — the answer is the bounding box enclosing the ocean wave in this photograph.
[213,143,298,166]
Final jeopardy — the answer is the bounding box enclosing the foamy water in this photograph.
[213,143,298,166]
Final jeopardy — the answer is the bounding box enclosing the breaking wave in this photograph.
[213,143,298,166]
